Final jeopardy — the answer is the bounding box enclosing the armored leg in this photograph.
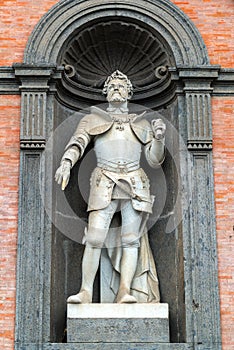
[84,200,119,248]
[67,246,101,303]
[67,201,118,303]
[116,200,142,303]
[116,247,138,303]
[121,199,142,247]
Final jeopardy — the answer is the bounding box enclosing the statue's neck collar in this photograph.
[107,102,129,114]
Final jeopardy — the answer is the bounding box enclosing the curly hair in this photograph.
[102,70,133,98]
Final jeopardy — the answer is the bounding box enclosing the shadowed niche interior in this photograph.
[56,18,176,109]
[52,16,185,344]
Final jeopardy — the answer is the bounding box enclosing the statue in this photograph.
[55,71,166,304]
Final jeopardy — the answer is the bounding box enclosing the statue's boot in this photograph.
[116,288,137,303]
[116,247,138,304]
[67,290,92,304]
[67,246,101,304]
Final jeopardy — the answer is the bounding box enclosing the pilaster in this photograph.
[14,64,57,149]
[14,64,61,348]
[178,66,221,349]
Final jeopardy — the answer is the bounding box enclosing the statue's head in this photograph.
[103,70,133,103]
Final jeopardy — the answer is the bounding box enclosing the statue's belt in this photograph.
[102,170,152,204]
[97,161,139,173]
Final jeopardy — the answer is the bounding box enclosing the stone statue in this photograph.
[55,70,166,304]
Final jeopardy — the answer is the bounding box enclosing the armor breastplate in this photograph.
[94,116,142,172]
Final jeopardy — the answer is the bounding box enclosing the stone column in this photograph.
[14,65,60,349]
[179,67,221,349]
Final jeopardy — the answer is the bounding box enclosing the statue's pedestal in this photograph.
[67,303,169,344]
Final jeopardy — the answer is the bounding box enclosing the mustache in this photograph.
[108,90,127,101]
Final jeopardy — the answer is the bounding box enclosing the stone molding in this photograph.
[19,0,211,107]
[14,343,194,350]
[1,66,234,96]
[178,66,219,151]
[213,68,234,95]
[13,64,62,149]
[0,67,19,94]
[24,0,209,66]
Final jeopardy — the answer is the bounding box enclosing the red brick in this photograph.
[172,0,234,67]
[212,97,234,350]
[0,95,20,350]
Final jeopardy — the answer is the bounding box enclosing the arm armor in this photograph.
[61,120,91,167]
[144,137,165,169]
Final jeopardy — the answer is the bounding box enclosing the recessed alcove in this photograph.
[56,17,176,110]
[50,15,185,344]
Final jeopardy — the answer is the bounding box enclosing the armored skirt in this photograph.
[87,166,154,214]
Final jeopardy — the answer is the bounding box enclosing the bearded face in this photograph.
[106,78,130,103]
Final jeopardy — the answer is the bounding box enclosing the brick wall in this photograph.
[0,0,57,66]
[212,97,234,350]
[172,0,234,67]
[0,1,233,349]
[0,96,20,350]
[0,0,233,67]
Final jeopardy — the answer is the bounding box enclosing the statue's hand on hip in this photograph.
[151,119,166,140]
[55,160,72,191]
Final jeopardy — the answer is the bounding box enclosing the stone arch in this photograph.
[24,0,210,110]
[25,0,209,66]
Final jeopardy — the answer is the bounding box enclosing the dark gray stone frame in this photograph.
[10,0,225,349]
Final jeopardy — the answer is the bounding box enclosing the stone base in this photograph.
[67,303,169,343]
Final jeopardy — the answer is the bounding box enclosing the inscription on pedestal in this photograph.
[67,304,169,343]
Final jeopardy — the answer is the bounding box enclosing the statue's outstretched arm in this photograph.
[145,119,166,168]
[55,124,91,190]
[55,145,80,190]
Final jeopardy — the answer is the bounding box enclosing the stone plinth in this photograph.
[67,303,169,343]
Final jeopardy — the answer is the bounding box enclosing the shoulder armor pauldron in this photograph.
[130,114,153,144]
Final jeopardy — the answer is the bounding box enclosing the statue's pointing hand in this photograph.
[55,160,72,191]
[151,119,166,140]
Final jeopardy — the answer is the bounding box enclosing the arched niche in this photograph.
[15,1,221,349]
[24,0,209,65]
[52,14,183,342]
[55,17,176,109]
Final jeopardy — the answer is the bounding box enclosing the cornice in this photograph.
[0,65,233,96]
